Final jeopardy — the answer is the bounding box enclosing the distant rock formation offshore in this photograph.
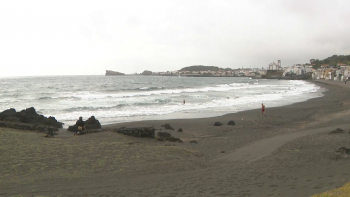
[141,70,152,75]
[105,70,125,76]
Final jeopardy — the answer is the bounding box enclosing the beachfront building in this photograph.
[304,65,314,73]
[334,67,350,81]
[335,69,344,81]
[312,69,320,80]
[324,68,335,80]
[321,65,331,69]
[258,70,267,75]
[244,70,255,77]
[298,66,305,75]
[345,68,350,80]
[284,65,303,75]
[337,63,348,68]
[251,68,259,73]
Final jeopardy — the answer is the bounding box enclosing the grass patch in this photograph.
[311,182,350,197]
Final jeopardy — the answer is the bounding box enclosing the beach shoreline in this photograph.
[1,79,350,197]
[102,79,327,128]
[97,79,324,128]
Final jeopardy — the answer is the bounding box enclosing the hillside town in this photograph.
[148,59,350,81]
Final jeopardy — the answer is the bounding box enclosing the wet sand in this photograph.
[1,79,350,197]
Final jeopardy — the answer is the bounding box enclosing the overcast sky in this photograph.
[0,0,349,76]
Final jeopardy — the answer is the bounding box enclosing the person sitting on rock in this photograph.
[75,116,85,136]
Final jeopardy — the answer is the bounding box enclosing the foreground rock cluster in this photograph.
[67,116,102,132]
[0,107,63,132]
[156,131,183,143]
[110,127,155,138]
[214,120,236,126]
[110,125,183,143]
[329,128,350,160]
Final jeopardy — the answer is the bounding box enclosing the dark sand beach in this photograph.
[1,80,350,197]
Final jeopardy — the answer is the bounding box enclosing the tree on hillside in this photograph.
[311,54,350,69]
[141,70,152,75]
[180,65,220,71]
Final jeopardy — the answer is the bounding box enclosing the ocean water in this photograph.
[0,75,324,127]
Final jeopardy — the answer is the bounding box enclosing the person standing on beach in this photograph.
[75,116,85,136]
[261,103,265,116]
[183,99,185,104]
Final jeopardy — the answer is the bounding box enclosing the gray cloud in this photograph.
[0,0,349,76]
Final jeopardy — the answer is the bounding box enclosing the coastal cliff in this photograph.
[105,70,125,76]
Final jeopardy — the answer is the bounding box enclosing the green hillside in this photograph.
[311,55,350,68]
[180,65,233,71]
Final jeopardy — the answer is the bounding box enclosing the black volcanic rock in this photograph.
[163,123,174,130]
[156,131,182,143]
[0,121,59,132]
[67,125,77,132]
[85,116,102,130]
[67,116,102,132]
[157,131,171,138]
[228,120,236,125]
[111,127,155,138]
[3,117,20,122]
[0,108,16,119]
[330,128,344,134]
[0,107,63,131]
[214,121,222,126]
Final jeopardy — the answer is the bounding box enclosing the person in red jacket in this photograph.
[262,103,265,116]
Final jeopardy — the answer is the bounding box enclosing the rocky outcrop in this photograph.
[67,125,76,132]
[67,116,102,132]
[162,123,174,130]
[334,147,350,159]
[3,117,20,122]
[85,116,102,130]
[157,131,171,138]
[330,128,344,134]
[111,127,155,138]
[228,120,235,125]
[336,147,349,154]
[105,70,125,76]
[0,121,57,132]
[214,121,222,126]
[178,128,183,132]
[0,107,63,131]
[156,131,182,143]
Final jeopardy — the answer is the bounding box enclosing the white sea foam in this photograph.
[0,76,324,126]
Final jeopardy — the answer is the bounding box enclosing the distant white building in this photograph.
[268,60,282,70]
